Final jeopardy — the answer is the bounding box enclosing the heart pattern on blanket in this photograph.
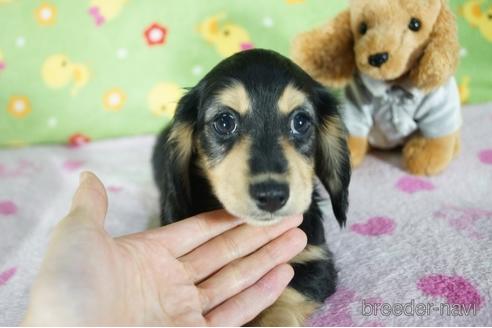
[311,288,357,326]
[309,288,384,327]
[396,176,435,194]
[0,201,17,216]
[0,160,39,177]
[478,149,492,165]
[350,217,396,236]
[417,274,483,309]
[0,267,17,286]
[63,160,85,171]
[434,206,492,240]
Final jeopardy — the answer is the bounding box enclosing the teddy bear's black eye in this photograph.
[409,18,422,32]
[359,22,368,35]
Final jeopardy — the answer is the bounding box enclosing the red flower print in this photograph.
[144,23,167,46]
[68,133,91,148]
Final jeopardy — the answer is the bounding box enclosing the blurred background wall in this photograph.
[0,0,490,147]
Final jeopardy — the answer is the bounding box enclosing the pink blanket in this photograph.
[1,103,491,326]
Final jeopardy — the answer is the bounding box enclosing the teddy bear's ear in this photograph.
[409,0,460,92]
[292,10,355,88]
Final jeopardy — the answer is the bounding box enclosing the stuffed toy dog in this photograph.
[293,0,462,176]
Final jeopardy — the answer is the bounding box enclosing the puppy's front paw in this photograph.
[403,133,459,176]
[348,135,368,168]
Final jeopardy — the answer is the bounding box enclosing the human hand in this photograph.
[22,172,306,326]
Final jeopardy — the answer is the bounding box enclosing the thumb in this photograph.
[68,171,108,227]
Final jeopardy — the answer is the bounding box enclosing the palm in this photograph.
[111,236,206,325]
[23,173,306,326]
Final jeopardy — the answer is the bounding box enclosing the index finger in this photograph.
[126,210,244,257]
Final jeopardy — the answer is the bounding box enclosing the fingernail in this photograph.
[79,171,90,184]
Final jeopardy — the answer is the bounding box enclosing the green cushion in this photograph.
[0,0,489,146]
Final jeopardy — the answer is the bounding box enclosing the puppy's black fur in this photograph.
[152,49,350,325]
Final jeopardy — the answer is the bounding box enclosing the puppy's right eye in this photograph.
[290,112,312,136]
[359,22,368,35]
[213,112,237,136]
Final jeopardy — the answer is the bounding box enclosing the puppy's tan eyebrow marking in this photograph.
[278,83,308,114]
[216,81,251,115]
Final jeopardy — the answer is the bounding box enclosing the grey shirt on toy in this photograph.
[342,73,462,149]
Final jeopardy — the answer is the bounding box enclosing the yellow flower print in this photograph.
[5,140,29,148]
[103,88,126,111]
[198,13,254,58]
[459,76,471,104]
[42,54,90,95]
[7,96,32,118]
[148,82,183,117]
[35,2,57,26]
[461,0,492,42]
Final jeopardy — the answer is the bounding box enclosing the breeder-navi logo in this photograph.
[361,300,478,317]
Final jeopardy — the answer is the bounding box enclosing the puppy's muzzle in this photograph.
[249,181,289,213]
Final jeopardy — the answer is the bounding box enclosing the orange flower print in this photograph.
[35,2,57,26]
[103,88,126,111]
[7,96,32,118]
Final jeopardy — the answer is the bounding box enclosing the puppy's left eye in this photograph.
[409,18,422,32]
[290,112,312,136]
[213,112,237,136]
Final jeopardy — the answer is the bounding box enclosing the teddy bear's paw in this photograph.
[402,136,426,159]
[348,135,369,168]
[403,135,457,176]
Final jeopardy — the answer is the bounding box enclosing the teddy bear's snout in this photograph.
[368,52,389,68]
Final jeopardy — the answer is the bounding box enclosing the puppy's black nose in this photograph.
[368,52,389,67]
[250,182,289,213]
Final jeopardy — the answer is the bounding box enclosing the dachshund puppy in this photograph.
[152,49,351,326]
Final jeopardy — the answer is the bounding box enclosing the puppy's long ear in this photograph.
[152,87,200,223]
[313,87,351,227]
[409,0,460,92]
[292,10,355,88]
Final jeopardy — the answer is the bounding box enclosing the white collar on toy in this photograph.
[359,73,424,100]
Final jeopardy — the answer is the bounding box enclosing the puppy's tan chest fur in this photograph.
[248,287,320,327]
[248,245,329,326]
